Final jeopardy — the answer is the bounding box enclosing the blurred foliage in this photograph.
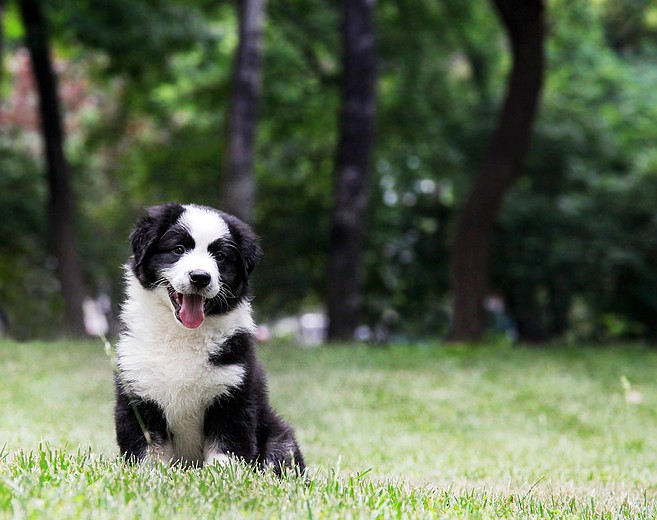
[2,0,657,342]
[494,0,657,342]
[0,138,64,337]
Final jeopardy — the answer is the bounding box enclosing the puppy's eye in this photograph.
[172,245,186,255]
[214,252,226,262]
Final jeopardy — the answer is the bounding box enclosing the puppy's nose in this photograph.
[189,270,211,289]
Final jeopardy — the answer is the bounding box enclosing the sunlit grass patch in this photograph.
[2,340,657,517]
[2,445,656,519]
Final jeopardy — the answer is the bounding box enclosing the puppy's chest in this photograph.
[118,333,244,416]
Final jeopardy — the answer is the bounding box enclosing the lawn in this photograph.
[2,339,657,518]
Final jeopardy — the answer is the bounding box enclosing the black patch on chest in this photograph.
[208,331,252,366]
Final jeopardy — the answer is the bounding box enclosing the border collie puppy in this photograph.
[114,203,304,474]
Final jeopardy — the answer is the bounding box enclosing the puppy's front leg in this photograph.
[115,383,170,463]
[203,397,257,466]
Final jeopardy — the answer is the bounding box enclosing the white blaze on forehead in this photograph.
[180,205,230,247]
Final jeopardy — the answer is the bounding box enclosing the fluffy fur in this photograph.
[114,203,305,474]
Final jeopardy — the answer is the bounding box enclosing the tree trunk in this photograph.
[449,0,545,342]
[20,0,86,336]
[326,0,377,342]
[221,0,267,223]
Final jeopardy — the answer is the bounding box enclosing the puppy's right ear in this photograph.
[130,212,159,269]
[130,203,184,268]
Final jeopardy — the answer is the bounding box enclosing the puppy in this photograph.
[114,203,304,474]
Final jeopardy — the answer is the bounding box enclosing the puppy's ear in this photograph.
[130,203,184,268]
[130,214,158,269]
[241,236,263,278]
[222,213,262,280]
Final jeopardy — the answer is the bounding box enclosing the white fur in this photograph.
[164,204,231,298]
[147,442,174,465]
[204,446,231,466]
[180,204,230,246]
[163,255,220,298]
[118,271,256,464]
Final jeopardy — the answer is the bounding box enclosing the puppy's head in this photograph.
[129,203,261,329]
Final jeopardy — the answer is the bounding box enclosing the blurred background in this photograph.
[1,0,657,346]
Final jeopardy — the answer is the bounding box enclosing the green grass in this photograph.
[2,340,657,518]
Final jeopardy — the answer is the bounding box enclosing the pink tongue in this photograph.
[179,294,205,329]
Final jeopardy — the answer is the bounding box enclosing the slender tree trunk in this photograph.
[449,0,545,342]
[326,0,377,342]
[20,0,86,336]
[221,0,266,223]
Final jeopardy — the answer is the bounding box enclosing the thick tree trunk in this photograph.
[221,0,266,223]
[326,0,377,342]
[449,0,545,342]
[20,0,86,336]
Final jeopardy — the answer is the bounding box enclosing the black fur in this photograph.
[115,203,305,475]
[130,203,186,281]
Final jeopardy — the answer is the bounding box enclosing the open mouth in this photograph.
[167,285,206,329]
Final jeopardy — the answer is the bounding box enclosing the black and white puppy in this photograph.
[114,203,304,474]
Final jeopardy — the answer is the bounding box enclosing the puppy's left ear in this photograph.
[241,236,263,278]
[223,214,262,280]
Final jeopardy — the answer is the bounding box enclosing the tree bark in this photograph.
[449,0,545,342]
[20,0,86,336]
[326,0,377,342]
[221,0,267,223]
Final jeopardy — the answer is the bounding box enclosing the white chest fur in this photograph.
[117,274,256,462]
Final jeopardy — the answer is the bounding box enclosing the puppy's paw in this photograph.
[204,448,230,466]
[145,442,174,465]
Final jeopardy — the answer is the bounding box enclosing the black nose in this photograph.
[189,270,211,289]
